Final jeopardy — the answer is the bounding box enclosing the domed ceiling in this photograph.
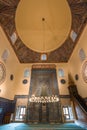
[0,0,87,63]
[15,0,71,53]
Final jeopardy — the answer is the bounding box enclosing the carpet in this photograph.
[0,123,86,130]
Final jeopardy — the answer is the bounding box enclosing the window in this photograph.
[24,69,30,77]
[68,106,74,120]
[58,69,64,77]
[63,106,70,120]
[15,106,26,121]
[63,106,74,120]
[70,30,77,42]
[79,48,86,62]
[1,49,9,63]
[10,32,17,44]
[41,54,47,61]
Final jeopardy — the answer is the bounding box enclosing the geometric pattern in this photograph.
[82,60,87,83]
[0,62,6,85]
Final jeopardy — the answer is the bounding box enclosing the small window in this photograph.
[63,106,70,120]
[58,69,64,77]
[10,32,17,44]
[24,69,30,77]
[15,106,26,121]
[63,107,69,115]
[63,106,74,120]
[70,30,77,42]
[79,48,86,62]
[41,54,47,61]
[68,107,74,120]
[1,49,10,63]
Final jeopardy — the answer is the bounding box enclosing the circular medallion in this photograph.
[60,79,66,84]
[10,74,14,81]
[75,74,79,81]
[0,62,6,85]
[82,61,87,83]
[22,79,28,84]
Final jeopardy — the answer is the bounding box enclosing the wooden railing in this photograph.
[68,85,87,128]
[72,96,87,128]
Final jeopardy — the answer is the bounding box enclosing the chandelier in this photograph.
[29,95,59,103]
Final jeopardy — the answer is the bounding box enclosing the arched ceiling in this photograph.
[0,0,87,63]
